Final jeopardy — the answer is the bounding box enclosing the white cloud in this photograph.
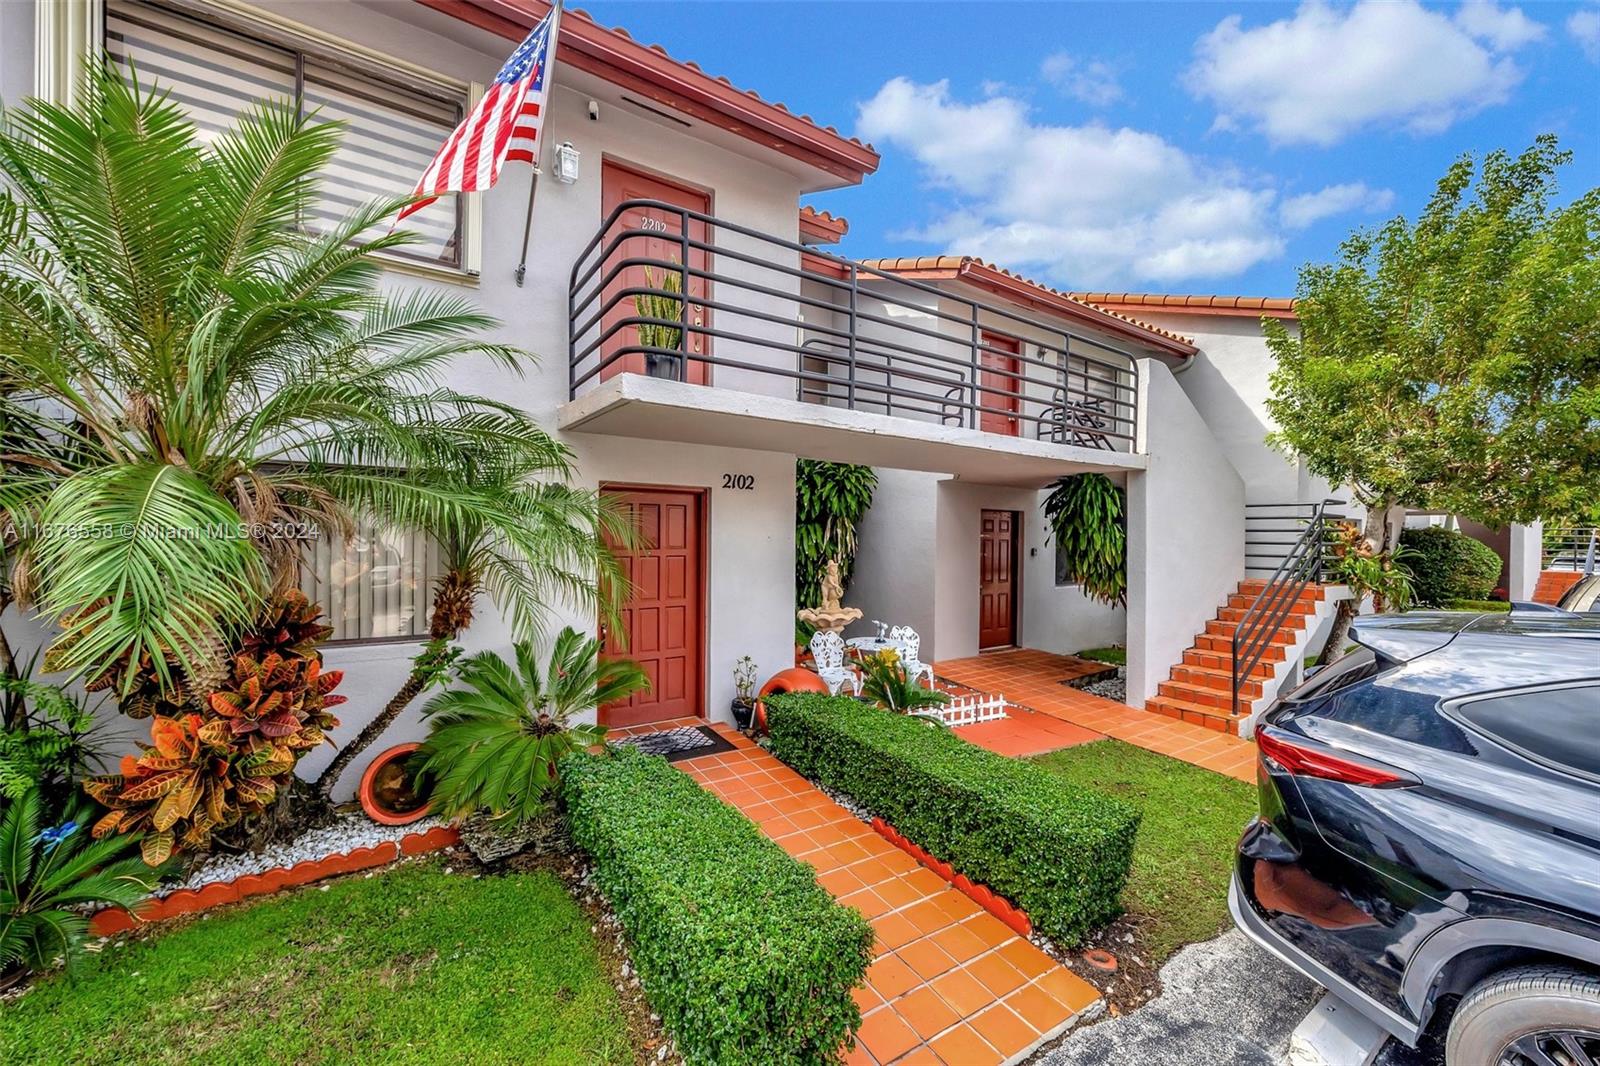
[1039,52,1123,107]
[1456,0,1547,50]
[1280,182,1396,229]
[1571,6,1600,61]
[1185,0,1538,146]
[856,77,1386,285]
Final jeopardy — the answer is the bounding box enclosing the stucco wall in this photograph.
[1131,311,1339,506]
[848,470,940,648]
[1126,360,1245,707]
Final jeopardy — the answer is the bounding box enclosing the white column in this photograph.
[1509,521,1542,601]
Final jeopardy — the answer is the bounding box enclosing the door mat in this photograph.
[613,725,737,762]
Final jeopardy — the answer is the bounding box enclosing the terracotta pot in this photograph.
[358,743,432,826]
[753,667,830,734]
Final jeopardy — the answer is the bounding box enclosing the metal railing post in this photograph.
[676,214,691,382]
[847,264,858,409]
[969,304,981,429]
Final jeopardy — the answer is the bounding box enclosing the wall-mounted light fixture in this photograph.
[552,141,580,184]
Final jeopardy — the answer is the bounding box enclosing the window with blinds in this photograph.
[298,519,445,644]
[105,0,466,268]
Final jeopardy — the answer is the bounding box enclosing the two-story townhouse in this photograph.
[1,0,1320,788]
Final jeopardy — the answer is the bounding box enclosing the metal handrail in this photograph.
[1545,526,1598,575]
[1232,500,1341,716]
[568,199,1142,449]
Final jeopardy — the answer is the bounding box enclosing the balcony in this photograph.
[564,200,1147,484]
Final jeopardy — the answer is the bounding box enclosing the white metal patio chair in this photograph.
[808,630,861,697]
[888,625,936,688]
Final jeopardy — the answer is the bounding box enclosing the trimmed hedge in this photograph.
[1400,526,1504,605]
[766,693,1140,946]
[559,746,873,1066]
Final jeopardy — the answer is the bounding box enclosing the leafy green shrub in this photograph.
[766,693,1138,945]
[858,649,948,718]
[1441,599,1512,613]
[795,460,877,609]
[2,789,161,981]
[414,630,646,823]
[560,746,872,1065]
[0,662,104,808]
[1399,527,1504,606]
[1044,474,1126,607]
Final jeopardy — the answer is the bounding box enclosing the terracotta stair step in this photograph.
[1182,648,1277,678]
[1226,591,1325,611]
[1239,580,1330,596]
[1144,695,1241,735]
[1194,634,1291,660]
[1157,680,1243,711]
[1217,604,1316,624]
[1170,664,1266,699]
[1204,619,1299,644]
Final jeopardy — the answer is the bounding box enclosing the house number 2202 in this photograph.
[722,474,755,490]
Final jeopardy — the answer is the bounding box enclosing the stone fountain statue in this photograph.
[797,558,862,635]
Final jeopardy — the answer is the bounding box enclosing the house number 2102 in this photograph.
[722,474,755,490]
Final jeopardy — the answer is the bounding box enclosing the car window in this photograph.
[1558,576,1600,613]
[1450,684,1600,780]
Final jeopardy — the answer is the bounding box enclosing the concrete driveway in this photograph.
[1036,929,1320,1066]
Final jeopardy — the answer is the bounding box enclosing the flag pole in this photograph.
[514,0,563,287]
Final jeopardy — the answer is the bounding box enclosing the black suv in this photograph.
[1231,610,1600,1065]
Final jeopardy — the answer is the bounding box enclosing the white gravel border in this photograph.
[153,814,446,897]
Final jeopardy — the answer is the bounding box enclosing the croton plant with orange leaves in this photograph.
[83,593,346,865]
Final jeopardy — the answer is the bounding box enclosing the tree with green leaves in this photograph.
[1265,136,1599,658]
[0,69,614,715]
[314,445,631,803]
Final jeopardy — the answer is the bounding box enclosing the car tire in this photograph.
[1447,964,1600,1066]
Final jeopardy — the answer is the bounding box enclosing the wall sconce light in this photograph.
[552,141,580,184]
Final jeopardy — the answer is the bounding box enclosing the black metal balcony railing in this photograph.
[568,200,1141,450]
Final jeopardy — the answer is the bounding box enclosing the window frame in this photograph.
[55,0,483,280]
[297,515,448,648]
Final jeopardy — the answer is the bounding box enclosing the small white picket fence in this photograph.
[933,691,1009,727]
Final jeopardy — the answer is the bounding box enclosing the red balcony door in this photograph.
[599,486,706,726]
[978,331,1021,436]
[599,161,711,384]
[979,509,1019,650]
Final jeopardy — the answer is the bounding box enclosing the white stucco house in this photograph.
[2,0,1522,794]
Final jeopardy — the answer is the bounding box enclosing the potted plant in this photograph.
[731,655,758,730]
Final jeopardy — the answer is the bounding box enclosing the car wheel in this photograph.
[1448,964,1600,1066]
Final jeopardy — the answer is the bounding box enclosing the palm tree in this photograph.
[412,629,649,824]
[0,67,584,701]
[313,445,631,803]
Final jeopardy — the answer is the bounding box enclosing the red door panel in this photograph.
[979,332,1021,437]
[979,509,1018,649]
[601,487,705,726]
[599,161,711,385]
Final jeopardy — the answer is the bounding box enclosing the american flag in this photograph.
[398,4,562,221]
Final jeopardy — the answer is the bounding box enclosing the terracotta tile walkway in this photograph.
[936,649,1258,782]
[650,723,1099,1065]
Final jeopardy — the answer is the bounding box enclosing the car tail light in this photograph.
[1256,728,1416,788]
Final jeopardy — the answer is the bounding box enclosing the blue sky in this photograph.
[586,0,1600,296]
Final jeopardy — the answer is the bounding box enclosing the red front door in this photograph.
[600,487,706,727]
[979,509,1018,649]
[979,332,1021,436]
[599,161,711,384]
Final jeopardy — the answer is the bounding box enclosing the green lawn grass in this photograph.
[0,861,630,1066]
[1030,739,1257,962]
[1075,646,1126,665]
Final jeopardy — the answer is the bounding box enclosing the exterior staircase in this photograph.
[1145,578,1337,736]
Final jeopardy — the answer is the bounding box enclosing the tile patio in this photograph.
[654,723,1100,1065]
[935,649,1258,782]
